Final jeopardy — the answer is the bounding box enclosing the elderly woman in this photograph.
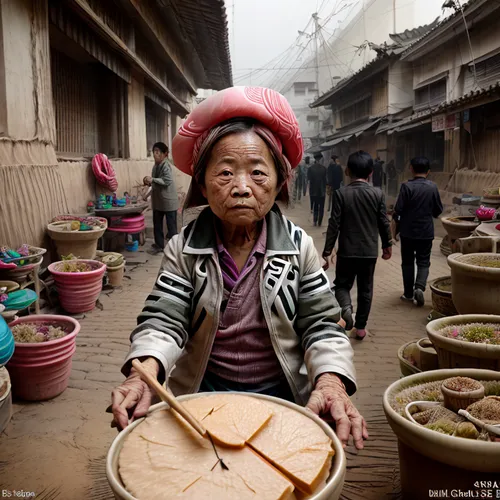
[112,87,367,449]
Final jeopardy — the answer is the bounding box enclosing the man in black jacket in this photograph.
[322,151,392,340]
[308,152,327,226]
[394,157,443,306]
[327,155,344,212]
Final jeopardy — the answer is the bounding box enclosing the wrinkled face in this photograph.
[200,130,280,226]
[153,148,167,164]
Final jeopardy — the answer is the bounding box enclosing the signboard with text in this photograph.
[432,113,460,132]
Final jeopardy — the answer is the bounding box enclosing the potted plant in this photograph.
[429,276,457,317]
[441,376,485,412]
[448,253,500,315]
[427,315,500,370]
[6,315,80,401]
[95,251,126,287]
[48,259,106,314]
[47,215,107,260]
[383,368,500,499]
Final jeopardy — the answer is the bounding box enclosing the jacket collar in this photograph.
[183,205,299,256]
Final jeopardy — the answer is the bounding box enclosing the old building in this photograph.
[0,0,232,247]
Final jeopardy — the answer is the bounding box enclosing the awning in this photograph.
[322,118,382,143]
[320,137,347,148]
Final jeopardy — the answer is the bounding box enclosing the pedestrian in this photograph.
[372,156,384,188]
[308,152,327,226]
[393,156,443,307]
[302,156,310,197]
[144,142,179,255]
[327,155,343,212]
[293,156,307,202]
[322,151,393,340]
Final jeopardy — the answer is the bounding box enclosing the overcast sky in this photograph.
[226,0,340,87]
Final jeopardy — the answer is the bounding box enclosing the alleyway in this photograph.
[0,198,449,500]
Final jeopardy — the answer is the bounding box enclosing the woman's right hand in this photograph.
[111,357,160,430]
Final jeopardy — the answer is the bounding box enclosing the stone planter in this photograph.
[47,218,107,259]
[7,315,80,401]
[383,368,500,499]
[448,253,500,315]
[430,276,457,317]
[48,260,105,313]
[441,216,479,241]
[427,314,500,370]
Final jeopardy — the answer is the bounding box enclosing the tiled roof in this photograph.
[401,0,484,59]
[167,0,233,90]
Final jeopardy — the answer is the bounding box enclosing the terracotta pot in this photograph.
[441,378,485,412]
[429,276,457,317]
[441,216,479,242]
[107,261,125,287]
[107,394,347,500]
[48,260,105,313]
[398,341,421,377]
[426,314,500,370]
[47,219,107,259]
[383,369,500,499]
[448,253,500,315]
[0,367,11,432]
[6,315,80,401]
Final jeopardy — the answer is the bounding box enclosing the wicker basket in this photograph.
[430,277,458,317]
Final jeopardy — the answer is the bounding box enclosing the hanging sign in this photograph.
[432,114,445,132]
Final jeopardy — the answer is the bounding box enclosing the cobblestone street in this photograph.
[0,198,449,500]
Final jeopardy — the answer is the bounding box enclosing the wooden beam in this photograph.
[67,0,190,116]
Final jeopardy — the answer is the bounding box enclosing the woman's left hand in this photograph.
[306,373,368,450]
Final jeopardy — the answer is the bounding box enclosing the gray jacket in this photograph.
[151,159,178,212]
[123,206,357,405]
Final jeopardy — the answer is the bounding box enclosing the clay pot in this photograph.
[0,367,11,432]
[107,261,126,287]
[448,253,500,315]
[48,260,105,313]
[430,276,457,317]
[441,377,485,412]
[441,216,479,241]
[427,314,500,370]
[107,394,347,500]
[47,218,107,259]
[398,341,421,377]
[6,315,80,401]
[383,368,500,499]
[0,258,41,284]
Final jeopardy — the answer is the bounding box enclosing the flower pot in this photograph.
[429,276,457,317]
[448,253,500,315]
[427,314,500,370]
[383,369,500,500]
[0,257,42,284]
[441,216,479,242]
[107,393,347,500]
[0,366,12,432]
[107,261,125,287]
[6,315,80,401]
[415,338,439,372]
[48,260,105,313]
[47,218,107,259]
[441,377,485,412]
[398,341,421,377]
[0,316,15,367]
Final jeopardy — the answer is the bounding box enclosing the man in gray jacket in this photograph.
[144,142,178,254]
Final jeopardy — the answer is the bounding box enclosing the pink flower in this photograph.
[451,329,459,338]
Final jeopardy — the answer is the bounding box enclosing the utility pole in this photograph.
[312,12,321,136]
[393,0,397,33]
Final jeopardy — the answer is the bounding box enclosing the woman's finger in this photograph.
[111,389,131,430]
[362,418,369,440]
[349,414,365,450]
[329,400,351,447]
[133,385,154,419]
[305,390,325,416]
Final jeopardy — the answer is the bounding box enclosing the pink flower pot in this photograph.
[48,260,105,313]
[7,315,80,401]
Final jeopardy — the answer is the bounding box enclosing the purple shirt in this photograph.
[207,220,284,385]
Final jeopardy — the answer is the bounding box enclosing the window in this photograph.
[51,48,127,157]
[306,114,319,122]
[294,82,316,96]
[340,96,371,126]
[415,79,447,110]
[464,52,500,94]
[146,98,167,156]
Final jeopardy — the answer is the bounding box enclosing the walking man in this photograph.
[308,152,327,226]
[322,151,393,340]
[144,142,178,255]
[302,156,310,198]
[294,156,308,202]
[327,155,343,212]
[372,157,384,188]
[394,157,443,306]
